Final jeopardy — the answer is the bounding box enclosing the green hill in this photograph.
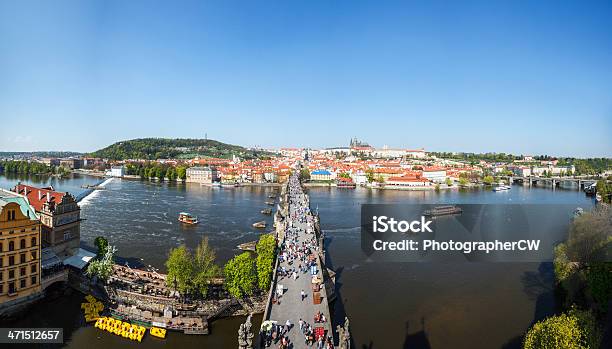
[88,138,270,160]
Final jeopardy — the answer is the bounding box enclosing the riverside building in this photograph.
[186,166,218,184]
[12,184,81,259]
[0,189,42,313]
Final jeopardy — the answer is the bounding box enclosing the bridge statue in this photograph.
[238,313,254,349]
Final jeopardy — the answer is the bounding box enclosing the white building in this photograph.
[421,167,447,183]
[351,170,368,185]
[405,149,426,159]
[110,166,125,177]
[186,167,218,184]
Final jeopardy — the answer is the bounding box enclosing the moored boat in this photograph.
[423,205,463,217]
[252,221,267,228]
[492,185,511,192]
[261,208,272,215]
[265,201,274,205]
[150,326,167,339]
[178,212,199,225]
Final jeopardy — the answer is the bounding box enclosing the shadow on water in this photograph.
[323,234,355,348]
[520,262,557,322]
[402,318,431,349]
[501,262,558,349]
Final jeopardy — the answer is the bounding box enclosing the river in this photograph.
[0,174,594,348]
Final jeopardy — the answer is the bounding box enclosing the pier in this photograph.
[257,171,349,348]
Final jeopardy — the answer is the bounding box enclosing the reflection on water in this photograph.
[0,175,594,348]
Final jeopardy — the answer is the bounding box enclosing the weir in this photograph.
[255,171,350,348]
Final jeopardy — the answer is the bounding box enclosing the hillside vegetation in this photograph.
[88,138,269,160]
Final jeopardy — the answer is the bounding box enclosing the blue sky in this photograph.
[1,0,611,157]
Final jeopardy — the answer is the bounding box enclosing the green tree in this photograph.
[366,169,375,183]
[595,180,610,204]
[165,246,194,294]
[94,236,108,258]
[483,175,494,185]
[86,245,115,282]
[523,308,601,349]
[192,238,220,297]
[554,206,612,308]
[177,166,187,180]
[445,177,453,186]
[256,234,276,290]
[459,177,469,187]
[224,252,257,298]
[299,169,311,181]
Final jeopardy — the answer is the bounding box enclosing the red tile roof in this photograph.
[12,184,67,212]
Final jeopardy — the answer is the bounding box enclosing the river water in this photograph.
[0,174,594,348]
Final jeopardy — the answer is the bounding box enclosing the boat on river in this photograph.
[261,208,272,215]
[493,185,511,192]
[252,221,267,228]
[178,212,199,225]
[265,201,275,205]
[423,205,463,217]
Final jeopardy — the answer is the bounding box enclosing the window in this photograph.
[31,237,37,246]
[31,276,36,285]
[8,282,15,294]
[0,271,3,281]
[20,267,26,276]
[20,254,26,264]
[31,251,37,260]
[9,270,14,279]
[0,284,3,294]
[31,264,36,273]
[20,239,26,249]
[0,242,3,251]
[8,241,14,251]
[64,232,72,241]
[8,256,14,266]
[20,279,26,288]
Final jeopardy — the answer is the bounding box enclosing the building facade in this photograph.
[186,166,218,184]
[12,185,81,259]
[0,189,42,312]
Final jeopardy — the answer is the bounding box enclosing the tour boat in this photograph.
[492,185,511,192]
[252,221,267,228]
[423,205,463,217]
[178,212,199,225]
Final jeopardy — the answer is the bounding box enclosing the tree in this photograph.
[177,166,187,180]
[224,252,257,298]
[192,238,220,297]
[595,180,610,204]
[299,169,310,181]
[86,245,116,282]
[256,234,276,291]
[94,236,108,258]
[483,175,494,185]
[523,308,601,349]
[554,206,612,308]
[366,169,375,183]
[445,177,453,186]
[165,245,194,294]
[459,177,469,187]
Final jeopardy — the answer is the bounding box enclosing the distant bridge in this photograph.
[500,175,603,189]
